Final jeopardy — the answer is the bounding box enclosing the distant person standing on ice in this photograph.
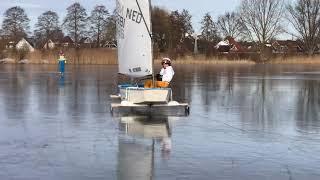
[145,58,175,88]
[58,50,67,75]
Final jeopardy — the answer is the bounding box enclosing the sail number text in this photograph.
[116,8,143,29]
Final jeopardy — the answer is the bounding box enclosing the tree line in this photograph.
[0,0,320,57]
[156,0,320,57]
[0,2,114,49]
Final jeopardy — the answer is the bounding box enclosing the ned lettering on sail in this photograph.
[116,0,143,40]
[117,8,143,26]
[126,8,142,24]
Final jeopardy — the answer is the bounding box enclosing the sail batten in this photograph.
[116,0,153,77]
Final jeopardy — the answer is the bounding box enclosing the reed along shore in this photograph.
[2,49,320,65]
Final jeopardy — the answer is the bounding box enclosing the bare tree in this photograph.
[239,0,285,44]
[103,13,116,43]
[200,13,220,42]
[63,2,87,47]
[1,6,30,41]
[89,5,109,47]
[34,11,60,49]
[287,0,320,55]
[216,12,244,39]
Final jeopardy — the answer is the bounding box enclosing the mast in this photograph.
[136,0,155,86]
[149,0,155,87]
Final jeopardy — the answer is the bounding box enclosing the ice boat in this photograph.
[110,0,189,116]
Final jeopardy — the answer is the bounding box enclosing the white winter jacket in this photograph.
[160,66,175,82]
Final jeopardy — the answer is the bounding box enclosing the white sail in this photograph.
[116,0,153,77]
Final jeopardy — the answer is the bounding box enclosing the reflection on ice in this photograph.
[120,116,171,139]
[117,116,175,180]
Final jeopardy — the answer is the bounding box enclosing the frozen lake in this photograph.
[0,64,319,180]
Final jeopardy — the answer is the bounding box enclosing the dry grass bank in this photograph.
[4,48,117,64]
[269,55,320,64]
[155,55,256,65]
[3,48,320,65]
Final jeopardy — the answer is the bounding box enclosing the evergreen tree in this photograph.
[200,13,220,42]
[169,9,194,49]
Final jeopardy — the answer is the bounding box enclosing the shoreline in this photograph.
[2,55,320,65]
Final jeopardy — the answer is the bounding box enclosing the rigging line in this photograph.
[136,0,152,39]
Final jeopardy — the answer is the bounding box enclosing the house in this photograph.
[102,41,117,48]
[101,40,117,48]
[215,37,248,53]
[80,37,94,48]
[224,36,245,52]
[6,41,15,49]
[272,40,303,54]
[43,39,56,49]
[215,40,231,53]
[14,38,35,52]
[60,36,74,47]
[239,41,257,52]
[222,37,258,53]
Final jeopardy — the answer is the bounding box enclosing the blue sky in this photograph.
[0,0,240,33]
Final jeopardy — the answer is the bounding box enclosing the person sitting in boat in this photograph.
[145,58,175,88]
